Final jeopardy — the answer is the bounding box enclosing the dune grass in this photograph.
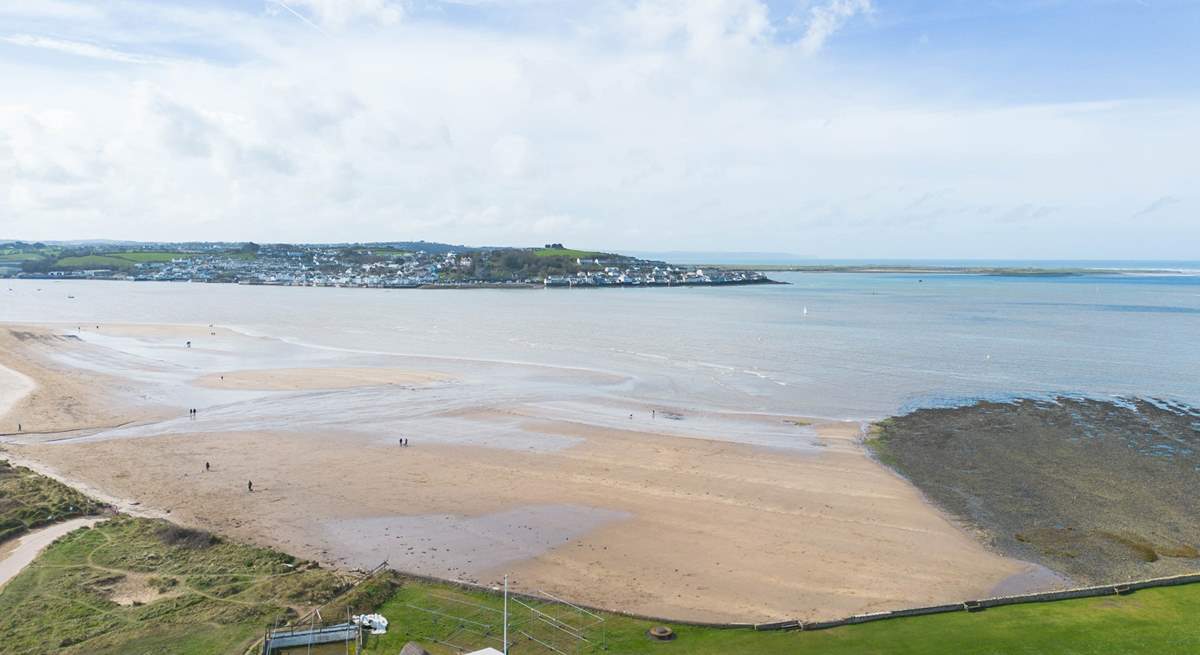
[0,516,366,655]
[0,460,106,542]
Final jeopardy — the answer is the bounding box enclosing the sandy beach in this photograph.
[0,322,1039,622]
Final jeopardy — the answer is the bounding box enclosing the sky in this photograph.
[0,0,1196,258]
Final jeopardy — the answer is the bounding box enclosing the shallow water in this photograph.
[2,272,1198,419]
[323,505,632,580]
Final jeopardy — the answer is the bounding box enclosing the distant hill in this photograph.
[627,251,812,265]
[350,241,473,254]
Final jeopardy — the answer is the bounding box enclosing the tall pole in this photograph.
[503,574,509,655]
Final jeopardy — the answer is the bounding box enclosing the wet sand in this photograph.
[194,367,451,390]
[0,323,1043,622]
[0,363,33,427]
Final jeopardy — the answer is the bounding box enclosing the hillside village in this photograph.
[1,241,773,289]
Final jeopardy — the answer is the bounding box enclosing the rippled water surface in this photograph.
[3,271,1198,418]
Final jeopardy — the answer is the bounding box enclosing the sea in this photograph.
[2,267,1198,420]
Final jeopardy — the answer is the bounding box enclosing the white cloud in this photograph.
[1,34,161,64]
[621,0,772,55]
[279,0,404,28]
[0,0,1195,258]
[491,134,531,178]
[797,0,872,55]
[0,1,104,21]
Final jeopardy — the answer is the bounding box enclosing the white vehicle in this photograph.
[352,613,389,635]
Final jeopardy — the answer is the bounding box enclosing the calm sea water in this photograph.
[3,272,1198,419]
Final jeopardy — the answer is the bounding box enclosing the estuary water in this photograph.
[2,271,1198,419]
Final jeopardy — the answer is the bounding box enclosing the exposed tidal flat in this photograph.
[868,397,1200,584]
[0,271,1198,624]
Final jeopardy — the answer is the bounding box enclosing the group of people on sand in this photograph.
[398,437,410,447]
[203,460,254,493]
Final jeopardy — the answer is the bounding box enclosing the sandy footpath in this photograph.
[0,518,105,589]
[0,323,1037,622]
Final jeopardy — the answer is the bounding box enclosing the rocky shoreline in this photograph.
[868,397,1200,584]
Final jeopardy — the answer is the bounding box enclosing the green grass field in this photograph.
[52,251,190,270]
[0,460,106,542]
[365,578,1200,655]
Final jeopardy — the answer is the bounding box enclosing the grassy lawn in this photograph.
[366,578,1200,655]
[0,516,392,655]
[0,460,106,542]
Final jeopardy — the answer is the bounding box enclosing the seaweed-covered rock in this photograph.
[869,397,1200,584]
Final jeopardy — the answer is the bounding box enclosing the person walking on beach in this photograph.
[247,480,253,493]
[205,462,210,472]
[17,423,20,432]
